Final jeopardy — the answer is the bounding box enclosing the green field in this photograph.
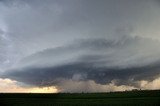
[0,90,160,106]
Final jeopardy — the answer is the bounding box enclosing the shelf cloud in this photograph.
[0,0,160,92]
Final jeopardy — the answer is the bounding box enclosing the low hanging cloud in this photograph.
[138,77,160,90]
[56,77,160,93]
[2,35,160,92]
[0,78,58,93]
[57,79,136,93]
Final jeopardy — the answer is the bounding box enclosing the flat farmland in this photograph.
[0,90,160,106]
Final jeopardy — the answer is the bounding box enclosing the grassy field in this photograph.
[0,90,160,106]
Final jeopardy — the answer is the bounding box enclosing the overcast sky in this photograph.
[0,0,160,93]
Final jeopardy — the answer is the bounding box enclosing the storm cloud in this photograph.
[0,0,160,92]
[3,36,160,88]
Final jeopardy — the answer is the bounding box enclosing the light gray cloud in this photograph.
[1,0,159,58]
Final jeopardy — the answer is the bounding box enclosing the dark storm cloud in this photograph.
[1,0,160,92]
[3,36,160,87]
[5,61,160,86]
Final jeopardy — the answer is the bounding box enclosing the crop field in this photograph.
[0,90,160,106]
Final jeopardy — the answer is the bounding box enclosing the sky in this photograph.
[0,0,160,93]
